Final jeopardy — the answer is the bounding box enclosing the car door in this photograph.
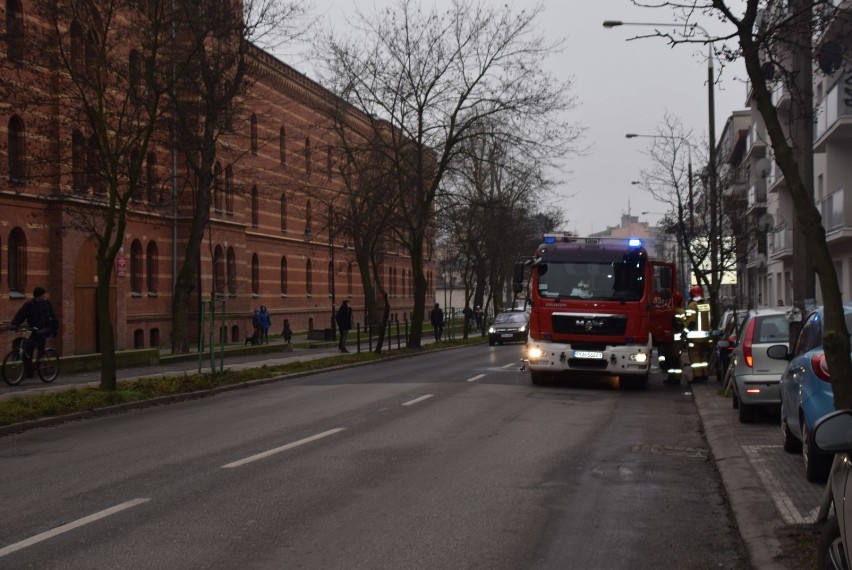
[781,312,821,433]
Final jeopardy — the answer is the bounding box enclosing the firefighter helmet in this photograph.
[689,285,704,299]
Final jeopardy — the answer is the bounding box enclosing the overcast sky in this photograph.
[277,1,748,235]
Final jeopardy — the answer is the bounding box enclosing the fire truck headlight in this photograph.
[527,346,544,359]
[631,353,648,363]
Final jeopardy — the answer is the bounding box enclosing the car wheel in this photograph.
[804,423,833,483]
[488,338,496,346]
[782,415,802,454]
[732,389,739,409]
[738,402,755,424]
[817,516,844,570]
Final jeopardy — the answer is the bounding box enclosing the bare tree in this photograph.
[631,1,852,407]
[314,0,580,347]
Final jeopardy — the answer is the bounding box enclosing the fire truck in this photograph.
[513,234,681,388]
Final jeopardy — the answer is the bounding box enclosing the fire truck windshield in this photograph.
[536,258,646,302]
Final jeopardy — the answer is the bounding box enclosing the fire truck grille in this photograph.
[552,314,627,336]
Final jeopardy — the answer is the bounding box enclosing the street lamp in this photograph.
[606,19,720,317]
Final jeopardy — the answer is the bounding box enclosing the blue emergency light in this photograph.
[628,238,643,247]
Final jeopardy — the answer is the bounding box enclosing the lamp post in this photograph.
[606,20,720,321]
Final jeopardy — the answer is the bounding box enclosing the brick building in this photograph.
[0,1,432,355]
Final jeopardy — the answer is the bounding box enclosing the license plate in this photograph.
[501,333,514,338]
[574,350,603,359]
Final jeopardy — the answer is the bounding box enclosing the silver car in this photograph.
[813,410,851,569]
[729,307,792,423]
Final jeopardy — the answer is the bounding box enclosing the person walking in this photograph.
[11,286,59,378]
[282,319,293,344]
[430,303,444,341]
[473,305,484,334]
[257,305,271,344]
[335,300,353,352]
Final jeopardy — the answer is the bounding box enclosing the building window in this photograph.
[6,0,25,63]
[134,329,145,348]
[213,162,223,212]
[130,239,143,294]
[150,328,160,348]
[306,259,313,296]
[8,115,26,184]
[347,265,353,296]
[72,129,86,192]
[305,200,312,236]
[227,246,237,295]
[251,186,259,228]
[70,21,84,76]
[146,152,158,204]
[279,127,286,166]
[225,165,234,214]
[213,245,225,295]
[129,50,141,99]
[251,253,259,295]
[280,194,287,232]
[250,114,258,155]
[146,240,158,294]
[8,227,26,293]
[280,256,288,295]
[326,145,333,180]
[304,137,311,176]
[328,260,334,297]
[130,147,142,202]
[88,133,104,194]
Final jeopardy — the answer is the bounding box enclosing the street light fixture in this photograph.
[606,19,721,318]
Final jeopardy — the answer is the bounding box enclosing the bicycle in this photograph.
[2,327,60,386]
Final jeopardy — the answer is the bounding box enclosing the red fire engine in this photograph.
[513,234,681,388]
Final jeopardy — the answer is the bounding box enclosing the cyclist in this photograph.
[11,286,59,378]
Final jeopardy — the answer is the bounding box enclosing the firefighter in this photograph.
[662,290,685,385]
[684,285,712,383]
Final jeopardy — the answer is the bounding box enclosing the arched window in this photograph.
[225,165,234,214]
[8,227,26,293]
[150,328,160,348]
[251,186,259,228]
[347,265,353,296]
[213,162,223,212]
[280,194,287,232]
[146,241,158,294]
[250,114,258,155]
[146,152,158,203]
[304,137,311,176]
[279,127,286,166]
[326,145,333,180]
[305,259,313,296]
[129,147,142,202]
[6,0,25,63]
[134,329,145,348]
[72,129,86,192]
[70,21,84,75]
[130,239,143,294]
[129,50,141,99]
[251,253,259,295]
[88,133,104,194]
[304,200,312,236]
[213,245,225,295]
[280,256,288,295]
[227,246,237,295]
[8,115,26,184]
[327,260,334,298]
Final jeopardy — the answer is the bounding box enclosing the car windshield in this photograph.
[494,312,527,324]
[535,255,645,302]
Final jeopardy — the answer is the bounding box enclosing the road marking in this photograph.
[0,498,150,558]
[500,363,516,369]
[466,374,486,383]
[402,394,433,406]
[222,428,346,469]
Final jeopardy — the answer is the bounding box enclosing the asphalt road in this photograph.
[0,345,748,569]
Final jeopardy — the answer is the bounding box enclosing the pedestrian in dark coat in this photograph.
[335,300,353,352]
[430,303,444,341]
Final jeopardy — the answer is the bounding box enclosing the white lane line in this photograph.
[500,363,516,369]
[0,498,150,558]
[466,374,486,383]
[222,428,346,469]
[402,394,433,407]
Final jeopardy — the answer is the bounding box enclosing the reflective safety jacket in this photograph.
[684,297,711,341]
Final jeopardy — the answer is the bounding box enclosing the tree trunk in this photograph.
[96,265,117,391]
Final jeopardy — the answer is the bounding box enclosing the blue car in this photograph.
[774,303,852,482]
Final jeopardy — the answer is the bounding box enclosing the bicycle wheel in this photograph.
[2,350,25,386]
[37,348,60,383]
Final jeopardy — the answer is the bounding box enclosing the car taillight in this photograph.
[742,318,756,368]
[811,353,831,382]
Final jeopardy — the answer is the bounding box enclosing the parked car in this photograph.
[773,303,852,482]
[487,310,529,345]
[728,307,792,424]
[811,410,850,569]
[711,309,747,382]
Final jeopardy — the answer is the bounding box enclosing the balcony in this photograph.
[747,179,768,214]
[771,83,791,112]
[768,225,793,259]
[814,69,852,152]
[822,187,846,232]
[745,123,767,160]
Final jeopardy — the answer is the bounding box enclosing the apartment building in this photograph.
[0,1,429,355]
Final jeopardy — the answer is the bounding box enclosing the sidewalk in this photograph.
[691,379,823,569]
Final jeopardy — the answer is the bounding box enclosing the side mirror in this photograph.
[814,410,852,453]
[716,340,730,349]
[766,344,790,360]
[513,262,525,287]
[710,328,723,339]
